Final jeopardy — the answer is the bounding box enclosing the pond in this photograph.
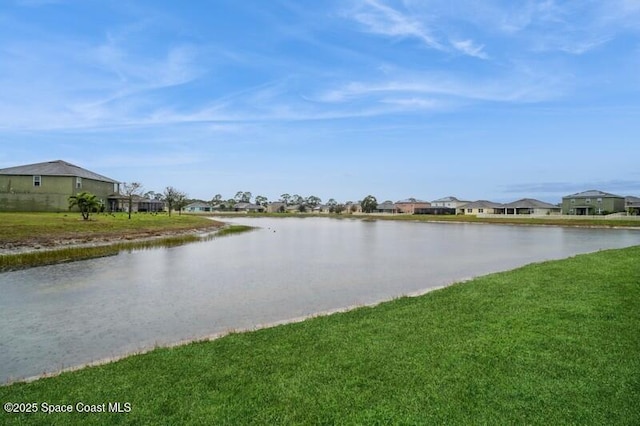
[1,217,638,383]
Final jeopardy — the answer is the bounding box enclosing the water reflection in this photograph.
[1,217,638,382]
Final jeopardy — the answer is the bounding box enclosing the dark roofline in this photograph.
[562,189,623,199]
[0,160,119,184]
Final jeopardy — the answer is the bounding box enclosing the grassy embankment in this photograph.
[1,246,638,424]
[213,211,640,228]
[0,212,251,271]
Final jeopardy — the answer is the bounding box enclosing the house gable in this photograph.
[0,160,119,212]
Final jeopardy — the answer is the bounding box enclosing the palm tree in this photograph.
[68,191,102,220]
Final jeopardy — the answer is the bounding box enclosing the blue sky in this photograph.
[1,0,639,203]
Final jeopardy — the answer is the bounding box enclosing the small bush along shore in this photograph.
[1,246,638,424]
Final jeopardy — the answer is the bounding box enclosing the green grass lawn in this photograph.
[1,246,639,424]
[0,212,239,271]
[0,212,222,244]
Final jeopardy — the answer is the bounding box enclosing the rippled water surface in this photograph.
[1,217,638,382]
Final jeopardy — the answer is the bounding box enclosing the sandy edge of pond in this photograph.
[0,220,226,256]
[2,283,453,386]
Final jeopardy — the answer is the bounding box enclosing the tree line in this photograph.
[68,183,381,220]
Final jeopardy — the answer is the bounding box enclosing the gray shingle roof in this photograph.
[502,198,559,209]
[462,200,504,209]
[626,196,640,206]
[563,190,623,199]
[432,196,460,203]
[0,160,118,183]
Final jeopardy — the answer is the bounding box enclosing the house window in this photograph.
[76,177,82,189]
[478,209,484,213]
[585,199,591,204]
[571,199,575,203]
[33,175,41,187]
[467,208,472,213]
[597,198,602,203]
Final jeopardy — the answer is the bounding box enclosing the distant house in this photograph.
[267,202,287,213]
[0,160,119,212]
[562,190,626,215]
[457,200,504,215]
[501,198,561,215]
[185,201,213,213]
[345,202,362,214]
[625,196,640,215]
[234,202,265,213]
[314,204,332,214]
[414,206,457,215]
[108,194,165,213]
[431,196,470,209]
[376,201,398,214]
[395,199,431,214]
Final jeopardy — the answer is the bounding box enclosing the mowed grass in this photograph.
[1,246,639,424]
[0,212,222,244]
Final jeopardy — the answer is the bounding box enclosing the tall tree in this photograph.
[211,194,223,205]
[175,191,189,215]
[68,191,102,220]
[280,193,291,205]
[306,195,322,209]
[292,194,304,205]
[121,182,143,219]
[255,195,268,207]
[235,191,252,203]
[163,186,179,216]
[361,195,378,213]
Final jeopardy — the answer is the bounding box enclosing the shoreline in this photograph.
[4,283,451,386]
[0,215,228,257]
[2,215,638,270]
[0,227,220,256]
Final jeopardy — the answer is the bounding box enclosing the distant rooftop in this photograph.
[563,190,623,199]
[502,198,559,209]
[463,200,504,209]
[432,196,468,203]
[396,198,428,204]
[0,160,118,183]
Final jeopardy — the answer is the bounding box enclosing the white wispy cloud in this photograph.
[313,66,565,106]
[349,0,443,49]
[450,39,488,59]
[344,0,496,60]
[0,15,204,131]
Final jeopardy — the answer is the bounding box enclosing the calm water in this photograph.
[1,218,638,382]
